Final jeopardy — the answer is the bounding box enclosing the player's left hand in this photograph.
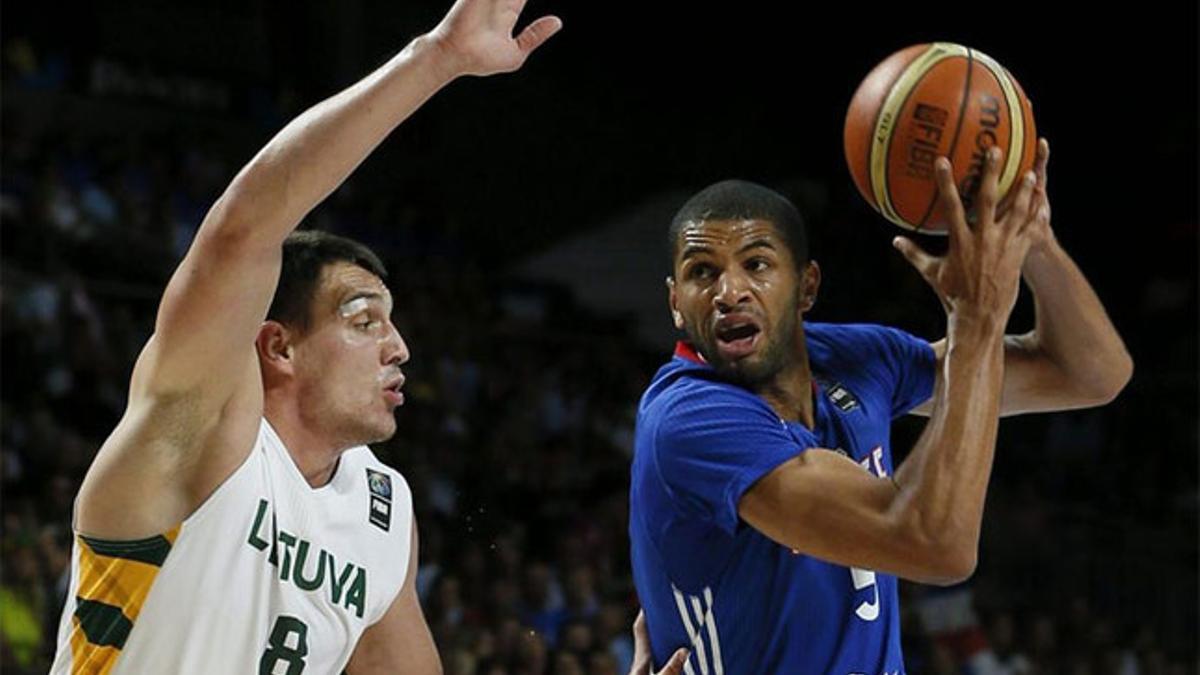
[629,610,689,675]
[1024,138,1055,256]
[427,0,562,78]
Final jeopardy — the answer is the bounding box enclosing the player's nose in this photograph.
[713,268,752,312]
[382,321,410,366]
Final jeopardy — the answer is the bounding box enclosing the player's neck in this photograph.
[263,399,345,488]
[757,328,816,428]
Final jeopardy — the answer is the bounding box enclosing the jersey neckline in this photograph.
[260,418,349,497]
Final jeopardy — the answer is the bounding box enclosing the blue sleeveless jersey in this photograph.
[630,322,935,675]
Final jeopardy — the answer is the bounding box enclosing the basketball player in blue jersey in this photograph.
[629,142,1133,675]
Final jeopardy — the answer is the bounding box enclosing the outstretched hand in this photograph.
[428,0,562,77]
[629,611,689,675]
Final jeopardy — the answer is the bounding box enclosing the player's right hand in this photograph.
[629,611,689,675]
[427,0,562,78]
[892,146,1039,326]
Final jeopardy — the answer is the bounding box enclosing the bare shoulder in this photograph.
[75,343,264,540]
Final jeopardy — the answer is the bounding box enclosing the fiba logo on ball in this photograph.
[844,42,1037,232]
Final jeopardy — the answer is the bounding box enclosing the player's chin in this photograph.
[712,354,753,378]
[377,415,398,441]
[716,354,776,388]
[360,413,398,445]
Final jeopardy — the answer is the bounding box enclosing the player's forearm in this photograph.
[1019,239,1133,402]
[207,35,457,246]
[892,317,1005,577]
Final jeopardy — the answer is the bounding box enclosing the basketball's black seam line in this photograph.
[888,48,953,230]
[917,48,973,232]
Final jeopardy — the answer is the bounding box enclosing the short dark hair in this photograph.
[668,179,809,274]
[267,230,388,330]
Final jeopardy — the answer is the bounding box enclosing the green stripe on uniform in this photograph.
[74,597,133,648]
[79,534,173,567]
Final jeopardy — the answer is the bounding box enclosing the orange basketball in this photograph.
[844,43,1037,233]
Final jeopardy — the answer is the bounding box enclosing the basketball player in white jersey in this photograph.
[49,1,561,672]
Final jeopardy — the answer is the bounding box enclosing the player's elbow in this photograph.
[1095,351,1133,404]
[196,179,286,253]
[1070,347,1134,407]
[902,543,976,586]
[897,517,978,585]
[198,189,257,242]
[924,546,977,586]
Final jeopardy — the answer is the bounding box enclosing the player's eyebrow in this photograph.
[737,239,777,255]
[680,245,714,262]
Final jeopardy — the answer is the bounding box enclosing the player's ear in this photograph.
[666,276,684,330]
[798,261,821,313]
[256,321,297,376]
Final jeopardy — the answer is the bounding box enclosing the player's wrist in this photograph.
[409,32,467,85]
[1022,233,1064,275]
[945,311,1006,345]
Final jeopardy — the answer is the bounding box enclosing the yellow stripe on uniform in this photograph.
[869,42,969,229]
[69,525,180,675]
[69,627,118,675]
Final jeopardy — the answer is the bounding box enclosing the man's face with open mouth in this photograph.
[669,218,805,388]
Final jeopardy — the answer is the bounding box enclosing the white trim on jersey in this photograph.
[672,586,704,675]
[701,588,725,675]
[671,584,725,675]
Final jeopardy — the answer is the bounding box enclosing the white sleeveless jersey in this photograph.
[50,419,413,675]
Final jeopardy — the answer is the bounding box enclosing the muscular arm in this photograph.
[910,141,1133,418]
[152,34,459,395]
[741,319,1004,584]
[76,0,561,539]
[913,243,1133,417]
[346,522,441,675]
[741,148,1038,585]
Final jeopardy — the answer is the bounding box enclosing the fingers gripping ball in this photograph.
[844,43,1037,233]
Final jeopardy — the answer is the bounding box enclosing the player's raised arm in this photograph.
[141,0,561,406]
[77,0,561,539]
[907,139,1133,418]
[741,149,1036,584]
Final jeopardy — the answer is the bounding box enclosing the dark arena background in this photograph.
[2,2,1196,673]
